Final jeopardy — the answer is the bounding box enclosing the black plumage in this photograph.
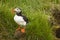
[22,15,29,23]
[16,12,29,23]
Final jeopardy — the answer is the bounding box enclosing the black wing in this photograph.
[22,15,29,23]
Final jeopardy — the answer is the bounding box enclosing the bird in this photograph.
[12,8,29,33]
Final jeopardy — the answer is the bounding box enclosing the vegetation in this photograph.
[0,0,60,40]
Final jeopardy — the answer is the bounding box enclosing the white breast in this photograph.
[14,15,26,26]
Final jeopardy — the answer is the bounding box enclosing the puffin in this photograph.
[12,8,29,33]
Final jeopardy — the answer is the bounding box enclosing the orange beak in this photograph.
[11,9,15,14]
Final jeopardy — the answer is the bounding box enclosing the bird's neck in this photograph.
[16,12,22,16]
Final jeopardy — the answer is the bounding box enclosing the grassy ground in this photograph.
[0,0,59,40]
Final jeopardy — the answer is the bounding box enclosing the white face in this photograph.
[14,8,21,13]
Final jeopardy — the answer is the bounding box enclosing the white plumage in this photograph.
[14,15,26,26]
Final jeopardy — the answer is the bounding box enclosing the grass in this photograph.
[0,0,58,40]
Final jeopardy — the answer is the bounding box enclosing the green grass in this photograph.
[0,0,58,40]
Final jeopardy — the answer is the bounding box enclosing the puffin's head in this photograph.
[12,8,22,14]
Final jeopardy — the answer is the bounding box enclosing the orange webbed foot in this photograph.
[21,28,25,33]
[16,27,21,31]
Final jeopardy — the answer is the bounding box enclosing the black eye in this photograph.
[17,9,18,10]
